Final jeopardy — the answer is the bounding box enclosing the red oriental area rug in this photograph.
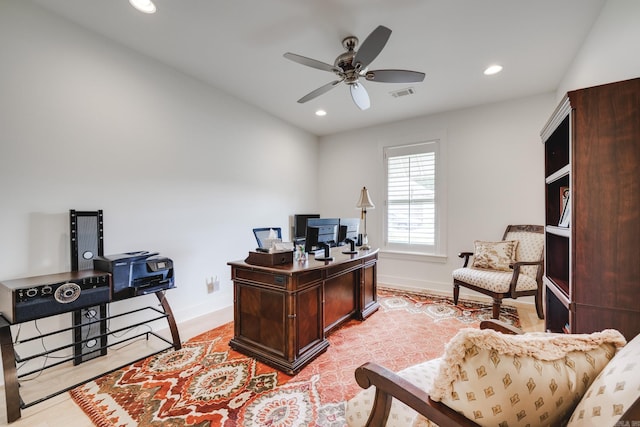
[70,288,519,426]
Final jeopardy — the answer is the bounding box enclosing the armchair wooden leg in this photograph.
[492,299,501,319]
[453,284,460,305]
[535,288,544,319]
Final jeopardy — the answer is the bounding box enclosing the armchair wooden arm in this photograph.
[457,251,474,267]
[354,362,480,427]
[507,259,543,296]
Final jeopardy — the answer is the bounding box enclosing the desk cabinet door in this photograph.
[295,283,324,356]
[236,283,286,357]
[358,259,379,320]
[362,262,377,309]
[324,271,357,333]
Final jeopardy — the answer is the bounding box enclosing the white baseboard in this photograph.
[157,304,234,343]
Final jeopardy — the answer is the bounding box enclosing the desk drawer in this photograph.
[295,270,323,287]
[326,259,360,279]
[234,268,289,288]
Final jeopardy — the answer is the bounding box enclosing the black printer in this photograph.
[93,251,175,301]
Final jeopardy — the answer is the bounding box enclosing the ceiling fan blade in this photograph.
[365,69,426,83]
[353,25,392,70]
[350,83,370,110]
[284,52,341,73]
[297,80,342,103]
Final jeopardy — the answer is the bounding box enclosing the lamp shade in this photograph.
[356,187,375,209]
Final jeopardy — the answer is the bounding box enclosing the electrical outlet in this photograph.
[206,276,220,293]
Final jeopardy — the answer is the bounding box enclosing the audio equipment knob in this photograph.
[41,285,53,295]
[54,282,81,303]
[25,288,38,298]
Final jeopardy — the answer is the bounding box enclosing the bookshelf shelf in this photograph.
[545,225,570,238]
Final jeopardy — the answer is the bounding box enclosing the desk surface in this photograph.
[228,247,379,274]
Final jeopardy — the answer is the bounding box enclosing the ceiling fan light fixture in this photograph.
[484,64,503,75]
[129,0,157,14]
[315,109,327,117]
[350,83,370,110]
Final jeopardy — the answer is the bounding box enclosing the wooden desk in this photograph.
[228,248,379,374]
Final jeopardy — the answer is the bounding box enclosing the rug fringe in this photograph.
[70,386,114,427]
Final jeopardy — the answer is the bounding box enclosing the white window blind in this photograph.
[384,141,439,252]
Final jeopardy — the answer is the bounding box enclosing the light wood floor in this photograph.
[0,303,543,426]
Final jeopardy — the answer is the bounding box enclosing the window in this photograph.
[383,140,443,255]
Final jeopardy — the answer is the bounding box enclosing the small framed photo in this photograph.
[558,188,570,227]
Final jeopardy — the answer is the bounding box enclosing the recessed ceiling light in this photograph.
[484,65,503,75]
[315,110,327,117]
[129,0,157,14]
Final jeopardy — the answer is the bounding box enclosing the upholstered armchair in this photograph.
[345,320,640,427]
[452,224,544,319]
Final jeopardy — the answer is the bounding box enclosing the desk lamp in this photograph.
[356,186,375,250]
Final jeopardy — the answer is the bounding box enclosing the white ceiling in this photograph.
[31,0,606,136]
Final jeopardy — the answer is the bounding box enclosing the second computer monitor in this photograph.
[338,218,360,245]
[293,214,320,239]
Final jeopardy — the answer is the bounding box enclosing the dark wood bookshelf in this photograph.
[541,78,640,341]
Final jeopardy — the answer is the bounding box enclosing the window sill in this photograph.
[379,250,448,263]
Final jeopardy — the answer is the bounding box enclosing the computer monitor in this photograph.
[338,218,360,245]
[293,214,320,239]
[305,224,338,260]
[305,218,339,251]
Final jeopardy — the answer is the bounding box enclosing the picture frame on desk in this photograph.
[558,187,570,227]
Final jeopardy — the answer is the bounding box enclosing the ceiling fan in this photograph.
[284,25,425,111]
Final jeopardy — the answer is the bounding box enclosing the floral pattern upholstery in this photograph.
[452,268,538,293]
[503,230,544,278]
[567,332,640,426]
[471,240,518,271]
[346,328,632,427]
[429,328,626,427]
[346,359,441,427]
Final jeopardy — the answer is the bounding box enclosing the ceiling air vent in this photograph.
[390,87,415,98]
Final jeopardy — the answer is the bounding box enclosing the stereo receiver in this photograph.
[0,270,111,323]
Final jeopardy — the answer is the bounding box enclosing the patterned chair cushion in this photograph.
[346,359,441,427]
[471,240,519,271]
[567,332,640,426]
[504,229,544,278]
[452,267,538,293]
[430,328,626,427]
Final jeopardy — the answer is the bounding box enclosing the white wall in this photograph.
[557,0,640,100]
[318,94,553,296]
[0,1,318,328]
[317,0,640,300]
